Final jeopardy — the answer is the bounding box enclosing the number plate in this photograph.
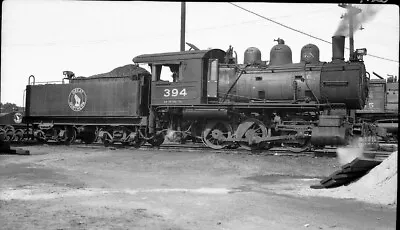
[163,88,188,97]
[154,85,197,103]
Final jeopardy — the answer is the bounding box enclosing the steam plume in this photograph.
[334,5,382,37]
[336,137,364,166]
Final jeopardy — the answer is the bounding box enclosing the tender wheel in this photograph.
[4,126,15,141]
[0,129,6,142]
[59,126,76,145]
[82,133,97,144]
[148,132,165,147]
[35,130,47,143]
[81,127,97,144]
[5,130,14,141]
[12,129,24,142]
[130,131,147,148]
[202,120,232,150]
[237,118,268,150]
[64,127,76,145]
[102,133,112,147]
[24,128,33,142]
[132,138,147,148]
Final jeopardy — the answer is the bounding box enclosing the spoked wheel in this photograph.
[237,118,268,150]
[202,120,232,150]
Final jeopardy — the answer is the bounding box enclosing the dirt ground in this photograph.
[0,145,396,230]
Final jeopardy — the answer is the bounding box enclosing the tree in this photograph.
[0,102,20,113]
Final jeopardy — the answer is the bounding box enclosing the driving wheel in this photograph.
[202,120,232,150]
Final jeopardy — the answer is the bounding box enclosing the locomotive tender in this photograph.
[21,35,371,150]
[23,66,151,146]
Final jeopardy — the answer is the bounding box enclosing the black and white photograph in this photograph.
[1,1,398,229]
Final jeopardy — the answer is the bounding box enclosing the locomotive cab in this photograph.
[133,49,226,106]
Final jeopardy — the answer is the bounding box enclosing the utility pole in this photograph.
[0,75,2,113]
[180,2,186,51]
[339,3,362,60]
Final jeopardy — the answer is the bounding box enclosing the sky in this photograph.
[1,1,399,106]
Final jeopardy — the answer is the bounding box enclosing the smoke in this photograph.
[334,5,383,37]
[165,129,182,142]
[336,137,365,166]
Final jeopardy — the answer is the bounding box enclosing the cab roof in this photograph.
[132,49,226,64]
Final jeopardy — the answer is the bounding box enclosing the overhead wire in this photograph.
[4,2,399,63]
[186,8,335,34]
[228,2,399,63]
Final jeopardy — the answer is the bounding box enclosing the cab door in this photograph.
[207,59,219,99]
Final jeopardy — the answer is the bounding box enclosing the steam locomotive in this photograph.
[17,35,378,150]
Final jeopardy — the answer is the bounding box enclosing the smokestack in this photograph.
[332,36,345,61]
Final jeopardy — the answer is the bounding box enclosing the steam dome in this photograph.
[269,38,292,66]
[300,44,320,63]
[244,47,262,65]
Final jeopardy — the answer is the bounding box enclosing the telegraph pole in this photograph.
[180,2,186,51]
[0,75,2,113]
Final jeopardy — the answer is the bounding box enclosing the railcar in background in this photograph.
[356,74,398,142]
[0,111,25,141]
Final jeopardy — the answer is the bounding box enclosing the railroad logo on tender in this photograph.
[68,88,87,111]
[13,112,23,123]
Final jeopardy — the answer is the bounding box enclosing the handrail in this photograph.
[28,74,67,85]
[22,89,26,112]
[28,75,35,85]
[34,80,64,85]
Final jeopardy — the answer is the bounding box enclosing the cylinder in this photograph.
[332,36,345,61]
[310,126,347,147]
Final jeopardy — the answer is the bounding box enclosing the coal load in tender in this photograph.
[87,64,150,78]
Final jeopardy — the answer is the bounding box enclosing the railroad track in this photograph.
[7,140,397,160]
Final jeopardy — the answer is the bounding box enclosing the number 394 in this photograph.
[163,88,187,97]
